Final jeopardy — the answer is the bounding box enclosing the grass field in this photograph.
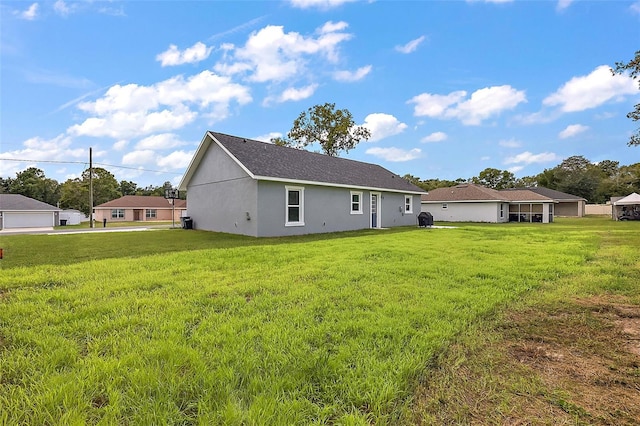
[0,218,638,424]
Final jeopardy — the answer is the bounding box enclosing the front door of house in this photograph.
[371,194,378,228]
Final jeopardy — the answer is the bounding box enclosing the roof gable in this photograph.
[0,194,60,211]
[180,131,425,194]
[614,192,640,205]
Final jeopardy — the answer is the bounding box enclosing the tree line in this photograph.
[403,156,640,204]
[0,167,183,216]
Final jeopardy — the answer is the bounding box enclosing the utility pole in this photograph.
[89,147,94,228]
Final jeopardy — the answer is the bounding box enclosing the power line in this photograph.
[0,157,183,175]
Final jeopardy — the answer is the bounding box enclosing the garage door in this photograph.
[2,212,54,229]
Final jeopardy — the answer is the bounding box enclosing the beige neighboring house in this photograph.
[94,195,186,223]
[420,183,558,223]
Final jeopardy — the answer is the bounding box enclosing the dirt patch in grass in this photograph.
[413,296,640,425]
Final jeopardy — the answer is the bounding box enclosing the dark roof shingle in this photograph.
[0,194,60,211]
[205,132,425,193]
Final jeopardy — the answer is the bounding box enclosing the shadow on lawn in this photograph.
[0,226,423,269]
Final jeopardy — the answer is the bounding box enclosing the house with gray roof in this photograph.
[178,131,426,237]
[421,183,555,223]
[0,194,61,230]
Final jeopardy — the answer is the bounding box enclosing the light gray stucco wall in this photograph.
[421,201,501,222]
[256,182,421,237]
[186,142,258,236]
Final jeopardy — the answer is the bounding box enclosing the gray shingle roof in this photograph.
[182,131,425,193]
[502,187,586,201]
[421,183,508,202]
[0,194,61,211]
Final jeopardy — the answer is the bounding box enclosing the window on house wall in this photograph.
[350,191,363,214]
[405,195,413,213]
[500,204,504,218]
[442,203,448,210]
[285,186,304,226]
[111,209,124,219]
[146,209,157,219]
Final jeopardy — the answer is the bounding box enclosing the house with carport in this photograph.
[178,131,426,237]
[420,183,556,223]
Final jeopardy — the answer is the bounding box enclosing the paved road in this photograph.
[0,224,177,236]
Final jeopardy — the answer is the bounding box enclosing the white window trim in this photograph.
[285,186,305,227]
[405,195,413,214]
[350,191,363,215]
[146,209,157,219]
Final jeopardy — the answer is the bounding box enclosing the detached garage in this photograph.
[0,194,61,230]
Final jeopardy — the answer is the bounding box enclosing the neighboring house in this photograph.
[0,194,61,229]
[420,183,555,223]
[612,192,640,220]
[178,131,426,237]
[504,187,586,217]
[93,195,186,223]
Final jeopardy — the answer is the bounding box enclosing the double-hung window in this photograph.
[285,186,304,226]
[111,209,124,219]
[405,195,413,213]
[146,209,157,219]
[350,191,363,214]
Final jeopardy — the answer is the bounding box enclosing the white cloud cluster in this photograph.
[16,3,38,20]
[122,150,194,170]
[543,65,637,112]
[333,65,372,82]
[214,21,352,83]
[504,151,559,166]
[559,124,589,139]
[68,71,251,139]
[408,85,526,125]
[556,0,573,11]
[366,147,421,162]
[361,113,407,142]
[156,42,213,67]
[289,0,356,9]
[421,132,447,143]
[498,138,521,148]
[395,36,426,54]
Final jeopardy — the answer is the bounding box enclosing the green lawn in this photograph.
[0,218,637,424]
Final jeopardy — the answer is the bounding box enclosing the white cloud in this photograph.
[156,42,213,67]
[54,0,71,16]
[543,65,637,112]
[559,124,589,139]
[366,147,421,162]
[498,138,521,148]
[409,85,526,125]
[632,1,640,14]
[277,84,319,103]
[136,133,186,150]
[214,22,352,83]
[508,166,524,173]
[421,132,447,143]
[556,0,573,11]
[113,140,129,151]
[504,151,559,165]
[68,71,251,139]
[361,113,408,142]
[156,150,194,169]
[253,132,282,142]
[333,65,372,82]
[122,150,156,166]
[395,36,426,54]
[289,0,356,9]
[0,134,86,178]
[17,3,38,20]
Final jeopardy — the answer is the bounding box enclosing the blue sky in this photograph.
[1,0,639,188]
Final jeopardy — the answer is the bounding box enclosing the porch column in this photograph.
[543,203,550,223]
